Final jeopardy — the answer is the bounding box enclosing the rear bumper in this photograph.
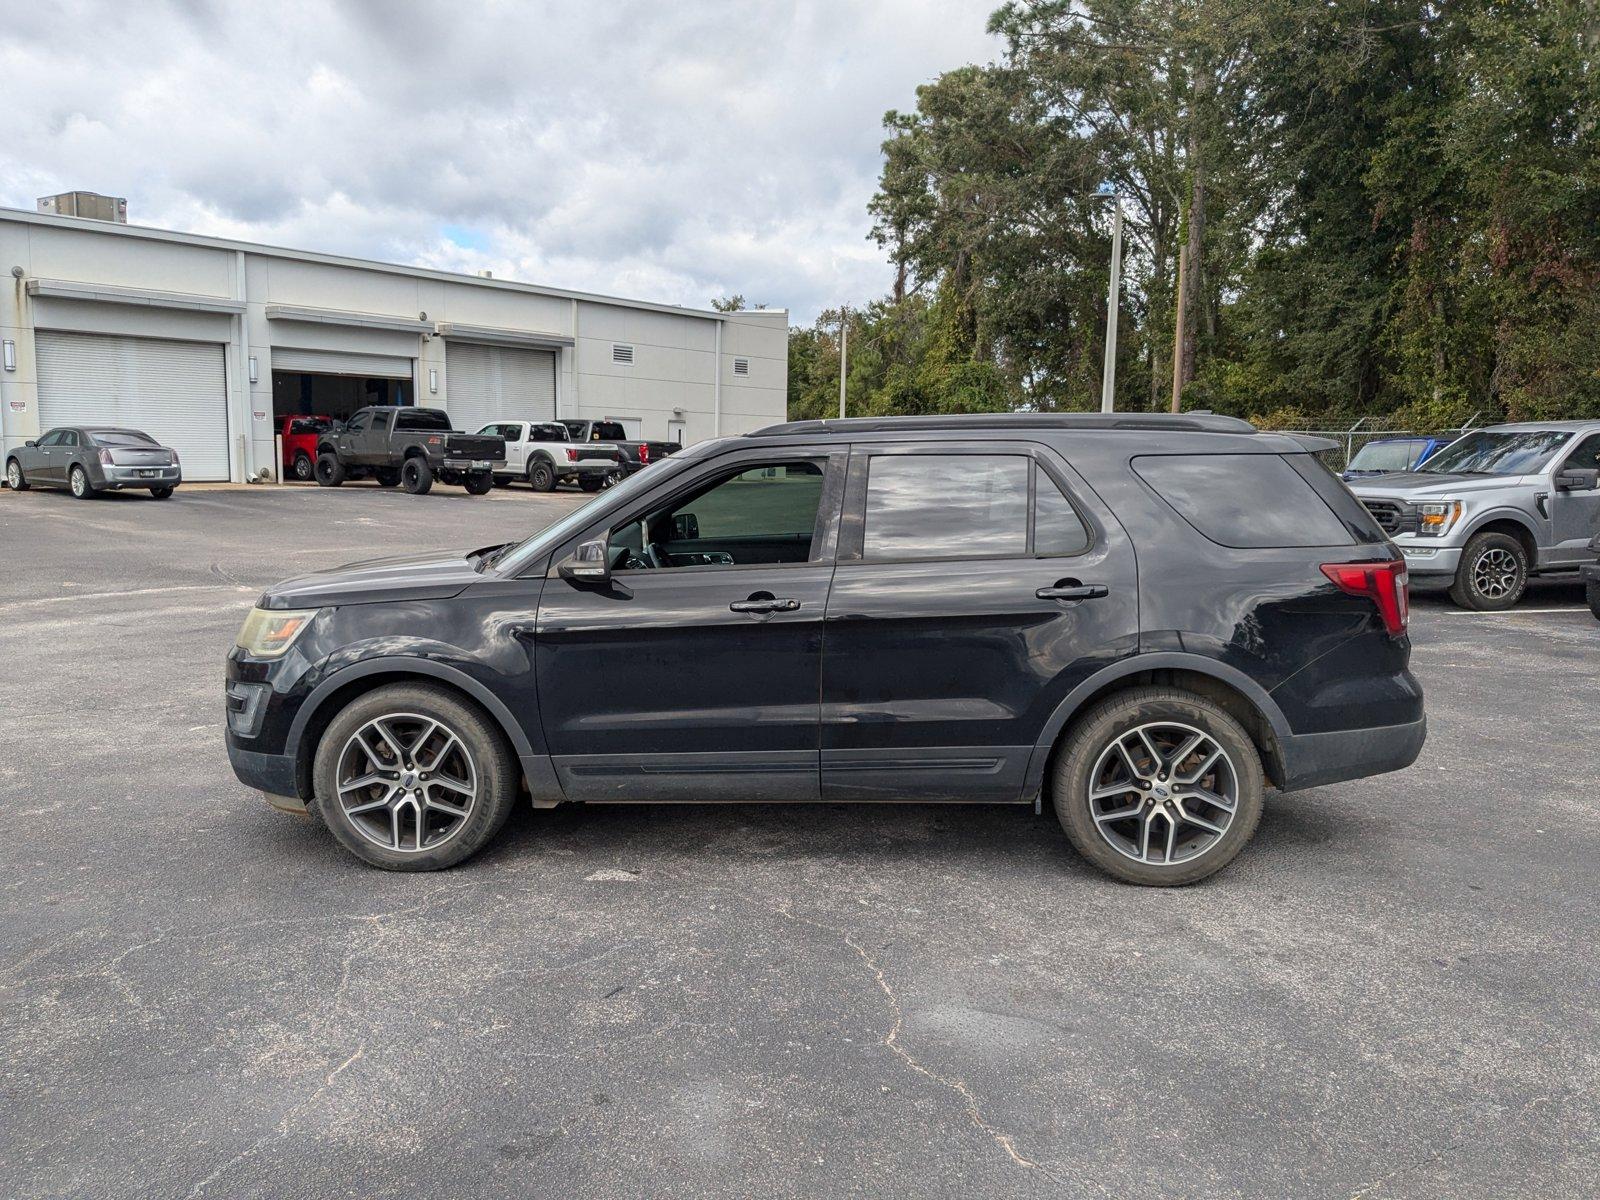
[1279,715,1427,791]
[98,465,181,489]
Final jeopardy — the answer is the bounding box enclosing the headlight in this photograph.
[1414,500,1462,537]
[236,607,317,658]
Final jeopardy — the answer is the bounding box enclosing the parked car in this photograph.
[314,406,505,495]
[280,414,335,482]
[1350,421,1600,610]
[1341,433,1459,480]
[225,412,1424,886]
[561,419,679,487]
[476,421,622,492]
[6,426,181,499]
[1583,532,1600,621]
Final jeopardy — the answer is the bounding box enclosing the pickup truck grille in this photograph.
[1362,499,1404,535]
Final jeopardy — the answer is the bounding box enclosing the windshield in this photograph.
[87,430,157,447]
[1420,430,1572,476]
[1348,440,1426,472]
[492,455,697,574]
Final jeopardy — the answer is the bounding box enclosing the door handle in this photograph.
[730,596,800,614]
[1036,582,1108,601]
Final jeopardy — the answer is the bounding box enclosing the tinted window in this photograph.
[613,460,825,569]
[478,423,520,440]
[397,410,451,431]
[865,455,1030,560]
[58,430,79,447]
[531,423,567,441]
[345,412,370,432]
[287,418,330,435]
[1562,434,1600,472]
[1420,429,1571,476]
[1035,470,1091,555]
[36,430,64,447]
[1134,454,1353,549]
[88,430,158,447]
[592,422,628,441]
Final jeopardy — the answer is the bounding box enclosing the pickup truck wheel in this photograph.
[578,475,604,493]
[527,459,556,492]
[1588,578,1600,621]
[374,468,400,488]
[463,472,494,495]
[1448,531,1527,611]
[314,453,345,487]
[313,683,517,871]
[400,457,433,495]
[1052,687,1264,887]
[293,452,314,481]
[491,477,510,488]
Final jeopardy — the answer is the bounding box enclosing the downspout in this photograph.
[713,318,722,438]
[234,249,253,481]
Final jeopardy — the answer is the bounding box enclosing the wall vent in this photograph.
[612,343,634,365]
[733,357,750,376]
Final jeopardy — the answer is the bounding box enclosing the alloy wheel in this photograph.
[1472,547,1519,600]
[1086,721,1239,866]
[335,712,478,853]
[6,461,19,488]
[70,467,88,497]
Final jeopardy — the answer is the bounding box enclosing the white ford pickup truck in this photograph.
[475,421,623,492]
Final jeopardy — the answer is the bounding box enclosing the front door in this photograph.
[821,443,1140,802]
[535,447,845,800]
[1548,433,1600,564]
[32,429,66,484]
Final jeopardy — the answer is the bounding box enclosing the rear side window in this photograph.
[864,455,1031,560]
[1133,453,1353,548]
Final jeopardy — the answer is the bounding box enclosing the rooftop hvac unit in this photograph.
[37,191,128,223]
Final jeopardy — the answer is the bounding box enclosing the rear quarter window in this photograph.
[1133,453,1355,549]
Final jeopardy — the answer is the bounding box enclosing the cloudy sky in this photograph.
[0,1,1000,322]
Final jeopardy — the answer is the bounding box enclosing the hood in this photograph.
[261,547,488,609]
[1350,471,1527,499]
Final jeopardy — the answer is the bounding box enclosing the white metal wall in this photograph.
[34,331,230,480]
[445,342,556,432]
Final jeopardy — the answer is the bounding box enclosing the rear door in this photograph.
[821,441,1139,802]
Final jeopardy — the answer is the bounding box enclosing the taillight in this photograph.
[565,449,578,462]
[638,443,650,464]
[1321,560,1409,637]
[170,448,180,465]
[98,449,113,465]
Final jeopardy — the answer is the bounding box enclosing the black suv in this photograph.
[225,414,1425,885]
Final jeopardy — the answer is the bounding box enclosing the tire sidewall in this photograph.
[313,685,516,871]
[315,453,344,487]
[401,458,432,494]
[529,460,555,492]
[1452,532,1527,611]
[294,453,314,481]
[6,459,25,490]
[70,466,91,498]
[1053,689,1265,886]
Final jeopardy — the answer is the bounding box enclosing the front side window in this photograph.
[864,455,1030,560]
[345,413,370,433]
[37,430,64,447]
[1560,434,1600,473]
[611,460,826,570]
[1420,430,1571,476]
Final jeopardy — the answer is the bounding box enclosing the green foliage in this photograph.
[790,0,1600,429]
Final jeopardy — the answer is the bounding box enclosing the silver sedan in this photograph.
[5,426,182,499]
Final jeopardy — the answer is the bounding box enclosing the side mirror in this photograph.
[23,440,36,448]
[557,537,611,584]
[1555,468,1600,492]
[671,512,699,542]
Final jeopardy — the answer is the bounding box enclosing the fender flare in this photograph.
[1021,652,1294,800]
[1459,508,1540,549]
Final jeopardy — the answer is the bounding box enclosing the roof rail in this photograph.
[747,412,1258,437]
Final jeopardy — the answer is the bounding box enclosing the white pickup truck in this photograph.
[475,421,623,492]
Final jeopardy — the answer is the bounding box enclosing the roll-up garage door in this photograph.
[445,343,556,433]
[35,331,230,480]
[271,348,413,378]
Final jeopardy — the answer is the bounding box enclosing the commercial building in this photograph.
[0,204,788,481]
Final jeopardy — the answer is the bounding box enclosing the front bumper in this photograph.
[226,739,305,812]
[1279,715,1427,791]
[1392,542,1462,579]
[98,465,182,489]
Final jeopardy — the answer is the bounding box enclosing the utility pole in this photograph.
[1170,244,1188,414]
[838,306,848,419]
[1100,197,1124,413]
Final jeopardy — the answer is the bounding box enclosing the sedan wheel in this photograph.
[69,465,93,499]
[5,459,26,491]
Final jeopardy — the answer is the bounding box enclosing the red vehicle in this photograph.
[280,415,335,482]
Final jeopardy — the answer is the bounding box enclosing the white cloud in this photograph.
[0,0,999,322]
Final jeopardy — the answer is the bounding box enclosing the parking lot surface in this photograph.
[2,482,1595,1199]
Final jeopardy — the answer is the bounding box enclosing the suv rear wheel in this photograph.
[312,684,517,871]
[1449,530,1527,611]
[1052,687,1265,886]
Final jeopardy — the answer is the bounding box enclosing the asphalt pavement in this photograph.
[1,480,1595,1199]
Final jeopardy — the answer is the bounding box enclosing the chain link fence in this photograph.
[1262,416,1484,472]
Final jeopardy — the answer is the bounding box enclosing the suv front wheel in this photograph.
[1449,530,1527,611]
[1052,687,1265,886]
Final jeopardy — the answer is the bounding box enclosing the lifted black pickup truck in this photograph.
[561,419,679,485]
[315,407,505,495]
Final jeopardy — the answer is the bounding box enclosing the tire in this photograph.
[1587,578,1600,622]
[315,453,346,487]
[5,458,27,491]
[69,465,94,499]
[400,456,433,495]
[527,458,556,493]
[491,477,510,488]
[374,467,401,488]
[149,486,174,499]
[1448,530,1528,611]
[578,475,604,492]
[1050,687,1265,887]
[463,472,494,495]
[293,452,314,482]
[312,683,518,871]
